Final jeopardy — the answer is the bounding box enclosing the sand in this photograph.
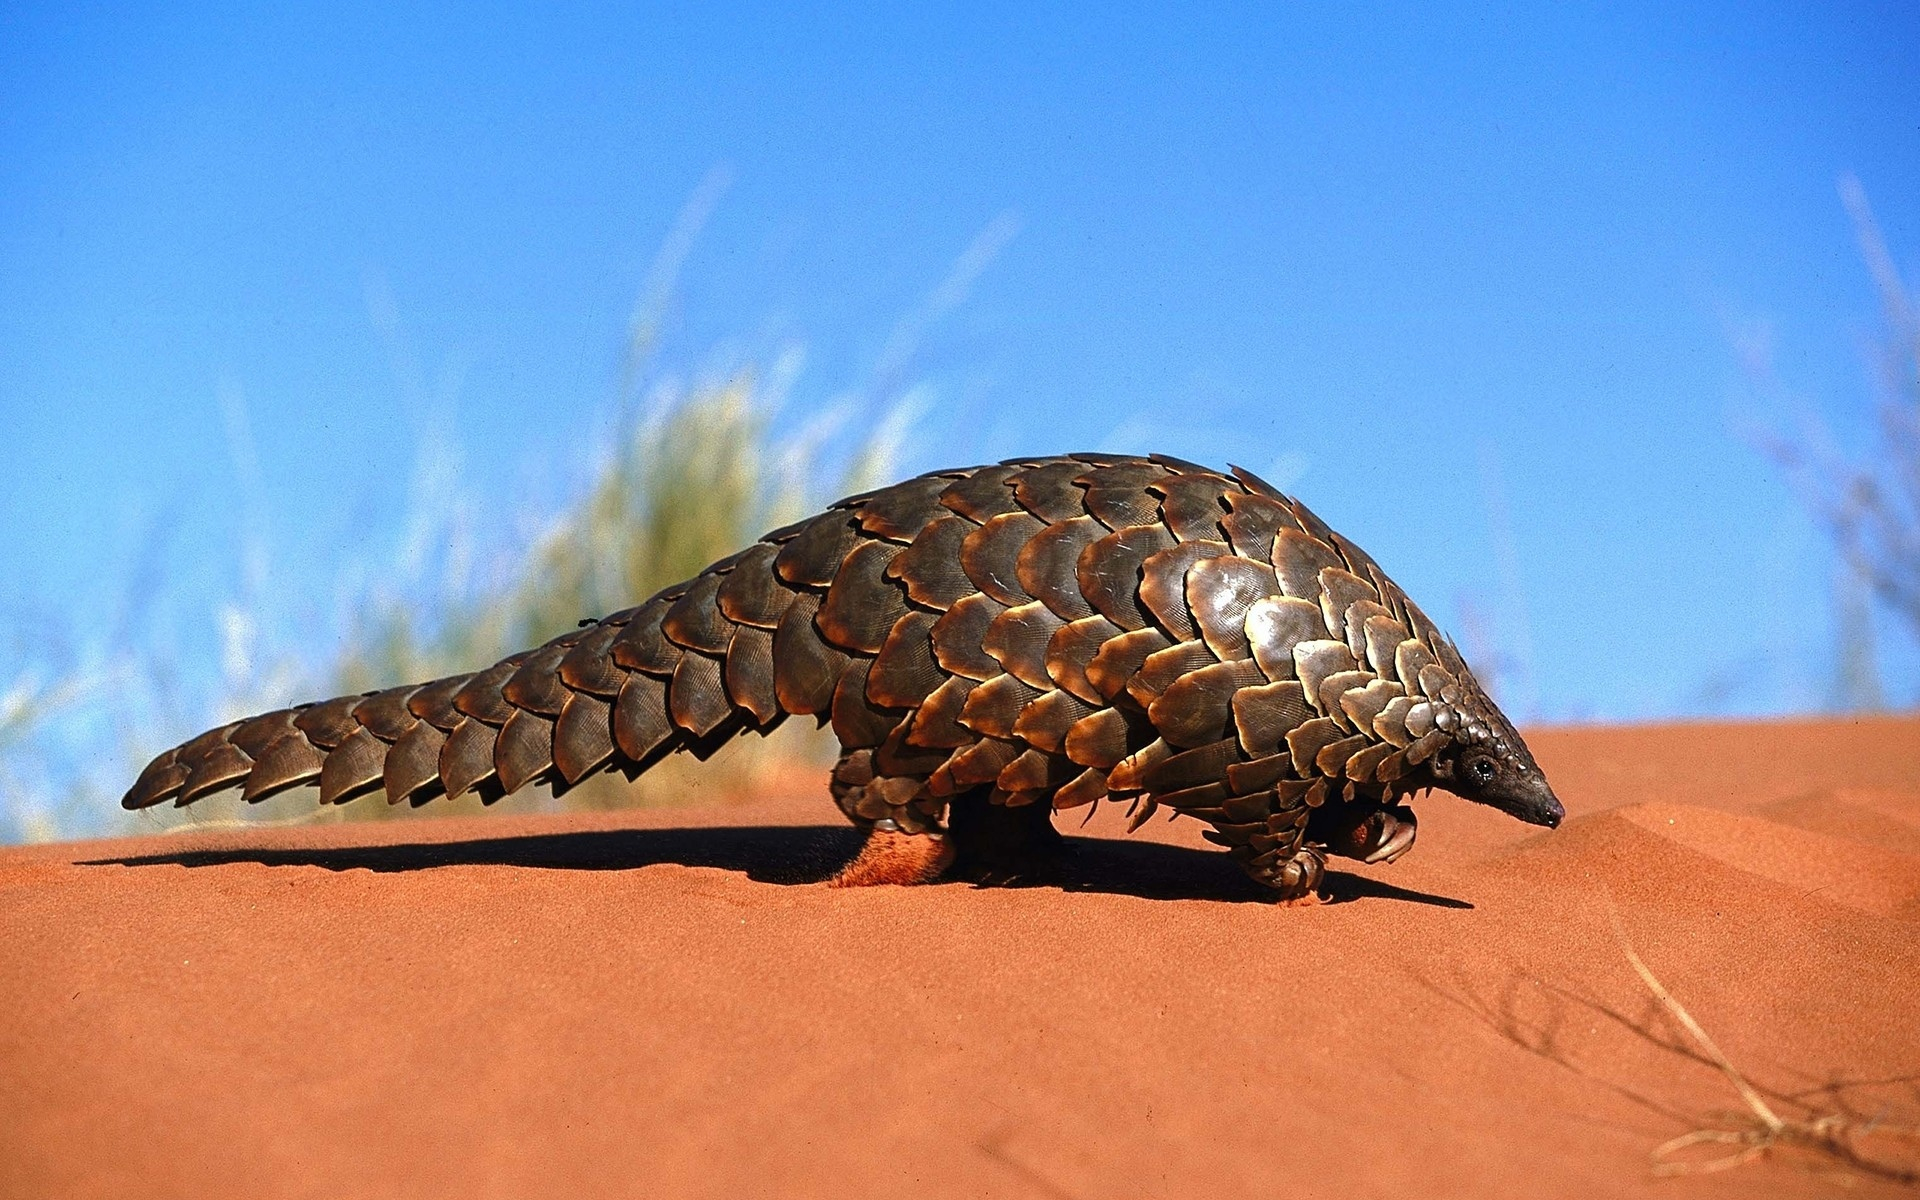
[2,713,1916,1198]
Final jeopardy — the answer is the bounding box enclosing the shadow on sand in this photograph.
[83,824,1472,908]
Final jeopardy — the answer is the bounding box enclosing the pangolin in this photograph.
[123,453,1561,898]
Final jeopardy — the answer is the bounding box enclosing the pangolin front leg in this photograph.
[1313,800,1419,865]
[122,453,1562,902]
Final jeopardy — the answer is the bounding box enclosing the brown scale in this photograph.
[1064,707,1139,769]
[1316,670,1376,729]
[668,652,732,736]
[1185,556,1281,660]
[874,720,951,778]
[384,721,447,805]
[495,707,557,794]
[816,541,907,653]
[959,674,1045,740]
[438,718,500,800]
[1044,615,1120,705]
[938,736,1023,792]
[1141,737,1244,794]
[228,710,301,758]
[887,516,976,610]
[1128,640,1218,708]
[242,734,325,802]
[1084,627,1173,703]
[611,602,683,676]
[715,544,793,628]
[830,662,903,750]
[1149,658,1268,749]
[662,575,734,655]
[503,643,573,716]
[408,675,470,729]
[1273,528,1344,601]
[1012,689,1098,755]
[1360,615,1409,678]
[1226,754,1294,796]
[297,694,367,747]
[937,465,1022,522]
[856,474,954,542]
[613,673,673,763]
[1152,474,1233,541]
[774,512,861,587]
[929,593,1005,681]
[1317,568,1379,647]
[1108,737,1175,792]
[1011,460,1092,523]
[722,625,780,726]
[997,746,1075,794]
[1077,524,1175,629]
[558,624,627,696]
[122,454,1560,901]
[960,511,1045,606]
[1233,681,1313,756]
[904,675,977,749]
[1246,595,1325,680]
[179,736,252,804]
[352,686,420,742]
[1051,767,1109,810]
[1081,478,1167,530]
[771,594,846,714]
[1016,516,1103,620]
[1137,540,1231,640]
[1220,490,1303,559]
[865,611,946,710]
[319,727,387,804]
[982,601,1065,690]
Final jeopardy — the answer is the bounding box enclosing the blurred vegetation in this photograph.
[342,381,760,693]
[1749,176,1919,710]
[0,670,89,842]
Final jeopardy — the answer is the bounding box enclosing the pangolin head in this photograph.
[1416,668,1562,828]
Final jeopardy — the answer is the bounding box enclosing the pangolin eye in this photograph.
[1465,755,1497,785]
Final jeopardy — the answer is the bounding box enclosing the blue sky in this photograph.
[3,0,1917,750]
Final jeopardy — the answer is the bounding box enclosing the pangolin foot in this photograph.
[1241,842,1327,902]
[831,824,956,887]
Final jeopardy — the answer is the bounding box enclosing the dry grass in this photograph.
[1607,906,1920,1186]
[1746,175,1920,707]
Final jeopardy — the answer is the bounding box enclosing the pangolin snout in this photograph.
[1504,777,1564,829]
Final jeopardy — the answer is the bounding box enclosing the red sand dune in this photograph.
[3,714,1917,1198]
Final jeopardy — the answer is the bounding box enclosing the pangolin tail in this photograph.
[119,556,800,812]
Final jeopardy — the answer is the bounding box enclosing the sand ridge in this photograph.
[2,714,1916,1198]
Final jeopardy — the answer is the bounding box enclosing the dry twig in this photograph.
[1604,903,1920,1185]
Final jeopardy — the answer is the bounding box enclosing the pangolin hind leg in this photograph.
[827,751,953,886]
[827,783,1067,888]
[1205,798,1418,903]
[831,821,956,887]
[1240,843,1327,904]
[1194,794,1329,902]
